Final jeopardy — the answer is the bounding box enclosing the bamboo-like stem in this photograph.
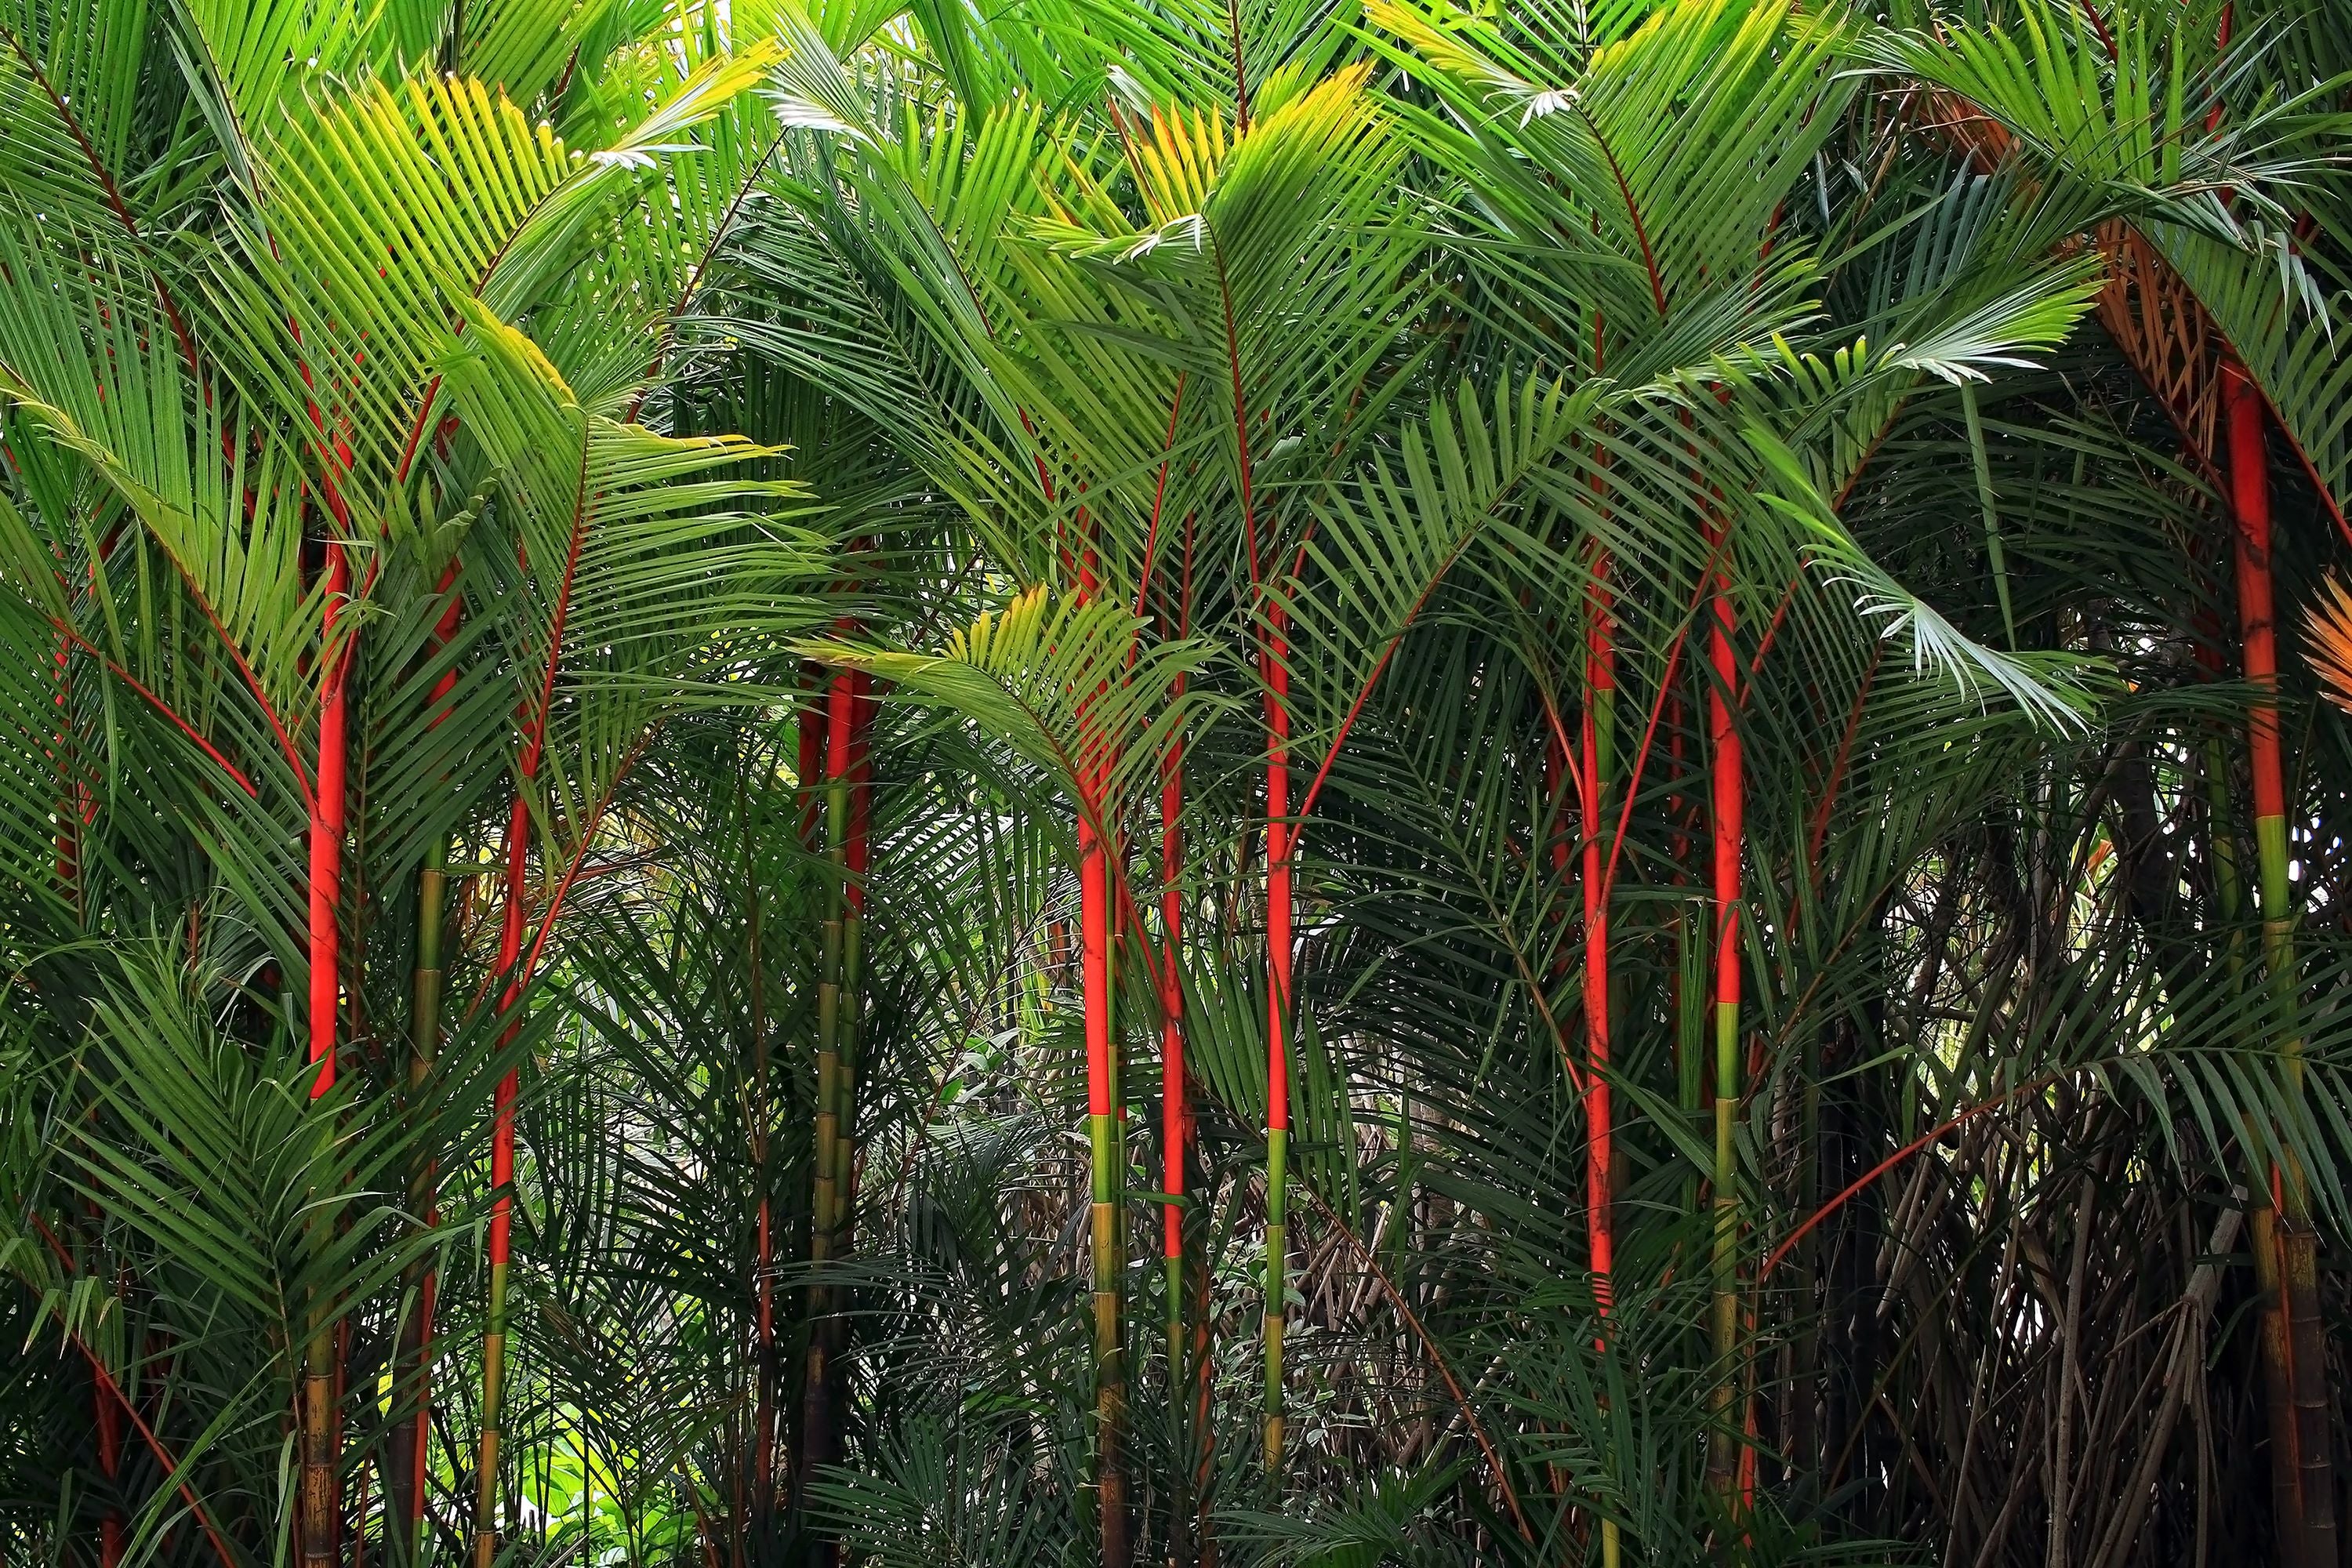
[2223,364,2336,1568]
[800,664,861,1492]
[837,685,875,1266]
[387,852,445,1551]
[1705,516,1744,1500]
[303,539,350,1568]
[472,788,532,1568]
[389,568,463,1558]
[746,751,777,1521]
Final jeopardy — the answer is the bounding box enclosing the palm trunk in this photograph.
[1580,554,1621,1568]
[1082,794,1128,1563]
[1073,529,1131,1566]
[304,539,350,1568]
[749,793,778,1521]
[307,541,350,1103]
[2223,364,2336,1568]
[1706,524,1744,1499]
[388,569,462,1560]
[1262,606,1293,1476]
[386,854,445,1555]
[472,788,532,1568]
[1581,556,1617,1298]
[1159,718,1189,1551]
[837,685,875,1270]
[800,665,862,1490]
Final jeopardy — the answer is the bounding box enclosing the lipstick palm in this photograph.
[0,2,819,1558]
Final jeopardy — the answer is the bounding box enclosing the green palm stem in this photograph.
[303,539,351,1568]
[387,851,446,1552]
[473,786,532,1568]
[1262,603,1294,1476]
[2223,363,2337,1567]
[389,566,463,1557]
[1705,519,1744,1501]
[800,663,860,1486]
[833,687,875,1260]
[1579,551,1621,1568]
[745,766,777,1517]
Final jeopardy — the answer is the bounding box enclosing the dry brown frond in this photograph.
[2304,573,2352,713]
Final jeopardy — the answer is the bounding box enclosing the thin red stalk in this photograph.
[1131,377,1189,622]
[1572,103,1668,318]
[1760,1073,2060,1278]
[1746,569,1802,683]
[15,1233,238,1568]
[476,436,596,1560]
[1599,532,1730,900]
[2075,0,2118,60]
[1296,1185,1533,1542]
[1225,0,1252,131]
[45,622,257,797]
[173,568,313,797]
[1287,526,1480,837]
[1216,252,1261,586]
[0,27,203,382]
[1806,650,1880,871]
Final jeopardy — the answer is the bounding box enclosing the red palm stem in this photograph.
[307,543,351,1101]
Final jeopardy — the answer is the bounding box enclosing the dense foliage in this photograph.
[5,0,2352,1564]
